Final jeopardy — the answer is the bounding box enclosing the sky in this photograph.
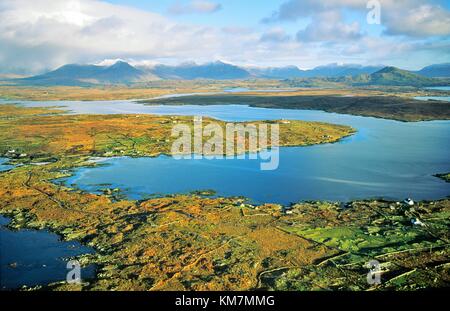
[0,0,450,75]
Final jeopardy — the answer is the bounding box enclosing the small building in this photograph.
[411,218,425,227]
[404,198,415,206]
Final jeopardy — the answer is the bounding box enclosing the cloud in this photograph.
[383,4,450,37]
[222,26,253,35]
[264,0,450,38]
[168,0,222,15]
[0,0,226,74]
[296,11,362,42]
[262,0,365,23]
[0,0,448,74]
[260,27,291,43]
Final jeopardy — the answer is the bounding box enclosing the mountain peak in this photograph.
[366,66,437,86]
[108,60,133,69]
[417,63,450,78]
[376,66,401,73]
[211,60,229,65]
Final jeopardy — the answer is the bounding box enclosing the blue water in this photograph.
[425,86,450,91]
[0,216,95,289]
[416,86,450,102]
[414,96,450,102]
[1,99,449,203]
[0,158,13,172]
[53,103,450,205]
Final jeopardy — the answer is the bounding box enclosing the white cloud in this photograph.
[296,11,362,42]
[260,27,291,42]
[262,0,365,22]
[264,0,450,38]
[222,26,253,35]
[168,0,222,15]
[0,0,448,74]
[384,4,450,37]
[0,0,225,73]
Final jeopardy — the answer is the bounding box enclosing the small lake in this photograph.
[425,86,450,91]
[414,96,450,102]
[415,86,450,102]
[0,215,95,290]
[0,158,14,172]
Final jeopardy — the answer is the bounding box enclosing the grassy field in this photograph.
[0,104,354,158]
[0,80,286,101]
[0,81,448,101]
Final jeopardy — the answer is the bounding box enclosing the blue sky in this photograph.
[1,0,449,74]
[105,0,378,38]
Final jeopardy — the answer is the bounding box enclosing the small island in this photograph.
[435,173,450,183]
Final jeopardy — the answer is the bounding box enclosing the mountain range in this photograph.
[19,61,145,86]
[11,61,450,86]
[247,64,385,79]
[346,66,443,87]
[416,63,450,78]
[148,61,250,80]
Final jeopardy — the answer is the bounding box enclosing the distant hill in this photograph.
[416,63,450,78]
[247,66,306,79]
[302,64,383,78]
[360,66,441,86]
[247,64,383,79]
[287,66,448,88]
[16,60,252,85]
[10,61,450,86]
[146,61,251,80]
[18,61,145,85]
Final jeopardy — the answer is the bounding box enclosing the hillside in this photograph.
[8,62,450,86]
[362,66,441,86]
[303,64,383,78]
[248,64,382,79]
[18,61,145,85]
[416,63,450,78]
[146,61,251,80]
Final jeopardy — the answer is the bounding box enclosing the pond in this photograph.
[425,86,450,91]
[0,158,14,172]
[0,216,95,290]
[415,86,450,102]
[414,96,450,102]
